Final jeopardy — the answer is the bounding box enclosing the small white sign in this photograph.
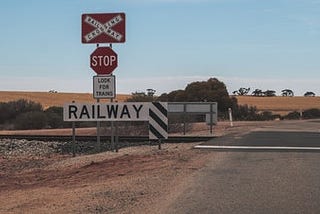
[93,75,115,99]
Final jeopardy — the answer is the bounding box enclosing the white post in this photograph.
[228,108,233,127]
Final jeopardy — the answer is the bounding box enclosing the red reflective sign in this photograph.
[90,47,118,75]
[82,13,126,44]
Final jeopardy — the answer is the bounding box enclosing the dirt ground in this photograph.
[0,121,272,214]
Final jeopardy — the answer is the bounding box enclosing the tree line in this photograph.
[232,87,316,97]
[0,78,319,130]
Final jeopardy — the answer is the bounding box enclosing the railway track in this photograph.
[0,134,214,143]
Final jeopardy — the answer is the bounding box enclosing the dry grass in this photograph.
[1,91,319,115]
[0,91,131,109]
[236,96,320,115]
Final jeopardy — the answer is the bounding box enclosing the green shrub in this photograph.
[284,111,301,120]
[303,108,320,119]
[14,111,47,130]
[0,99,43,124]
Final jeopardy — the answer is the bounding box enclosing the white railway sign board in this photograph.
[64,102,168,140]
[93,75,115,99]
[64,103,149,122]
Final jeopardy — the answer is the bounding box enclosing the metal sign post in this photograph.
[96,98,101,152]
[168,102,218,135]
[81,12,126,153]
[72,101,76,156]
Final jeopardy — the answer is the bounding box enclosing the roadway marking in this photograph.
[194,145,320,151]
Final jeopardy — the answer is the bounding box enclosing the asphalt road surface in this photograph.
[166,120,320,214]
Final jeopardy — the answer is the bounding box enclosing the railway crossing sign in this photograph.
[82,13,126,44]
[90,47,118,75]
[63,102,168,140]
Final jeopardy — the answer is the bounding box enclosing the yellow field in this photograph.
[1,91,319,115]
[236,96,320,115]
[0,91,131,109]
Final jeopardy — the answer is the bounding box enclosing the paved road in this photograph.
[166,120,320,214]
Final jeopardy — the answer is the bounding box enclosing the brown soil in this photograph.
[0,121,271,213]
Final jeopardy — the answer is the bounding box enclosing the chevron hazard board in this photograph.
[149,102,168,140]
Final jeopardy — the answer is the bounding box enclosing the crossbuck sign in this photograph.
[82,13,126,44]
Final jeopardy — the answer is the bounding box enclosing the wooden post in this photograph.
[228,108,233,127]
[71,101,76,157]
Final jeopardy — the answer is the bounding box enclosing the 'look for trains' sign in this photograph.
[82,13,126,44]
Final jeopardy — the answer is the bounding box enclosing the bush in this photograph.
[284,111,301,120]
[0,99,43,124]
[259,111,274,121]
[45,106,64,128]
[14,111,47,130]
[232,104,259,121]
[303,108,320,119]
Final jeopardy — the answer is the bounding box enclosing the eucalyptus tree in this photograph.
[251,89,263,96]
[304,91,316,97]
[281,89,294,97]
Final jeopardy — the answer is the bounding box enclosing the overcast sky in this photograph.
[0,0,319,96]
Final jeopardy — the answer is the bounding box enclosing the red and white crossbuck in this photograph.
[82,13,126,44]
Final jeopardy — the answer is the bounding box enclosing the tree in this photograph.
[251,89,263,96]
[233,87,250,96]
[304,91,315,97]
[263,90,276,97]
[281,89,294,97]
[158,78,235,113]
[126,90,156,102]
[158,90,186,102]
[146,88,156,97]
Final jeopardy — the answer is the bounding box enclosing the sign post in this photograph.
[81,12,126,153]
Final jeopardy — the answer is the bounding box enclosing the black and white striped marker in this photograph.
[149,102,168,140]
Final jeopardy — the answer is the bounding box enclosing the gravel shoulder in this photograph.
[0,121,275,213]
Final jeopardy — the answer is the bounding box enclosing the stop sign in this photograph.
[90,47,118,75]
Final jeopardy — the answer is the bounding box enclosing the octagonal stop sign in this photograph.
[90,47,118,75]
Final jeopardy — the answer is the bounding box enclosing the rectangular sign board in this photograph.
[82,13,126,44]
[93,75,115,99]
[168,102,218,125]
[64,102,149,122]
[168,102,217,114]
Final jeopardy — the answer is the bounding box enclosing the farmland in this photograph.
[0,91,319,115]
[236,96,320,115]
[0,91,130,109]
